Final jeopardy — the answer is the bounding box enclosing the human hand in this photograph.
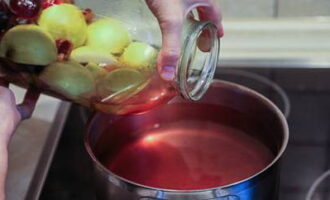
[0,81,40,145]
[146,0,223,81]
[0,81,39,200]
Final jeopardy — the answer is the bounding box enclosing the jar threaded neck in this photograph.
[177,20,220,101]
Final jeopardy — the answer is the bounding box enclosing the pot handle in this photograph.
[210,195,240,200]
[139,195,240,200]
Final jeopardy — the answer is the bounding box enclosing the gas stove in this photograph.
[26,66,330,200]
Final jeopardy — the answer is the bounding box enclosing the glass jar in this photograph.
[0,0,220,114]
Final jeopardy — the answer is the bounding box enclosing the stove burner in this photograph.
[217,69,291,118]
[306,169,330,200]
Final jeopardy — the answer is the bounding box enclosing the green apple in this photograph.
[38,4,88,48]
[0,24,57,66]
[86,18,131,54]
[39,61,95,99]
[120,42,158,70]
[70,46,118,65]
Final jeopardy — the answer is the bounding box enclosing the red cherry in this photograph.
[9,0,42,19]
[42,0,62,9]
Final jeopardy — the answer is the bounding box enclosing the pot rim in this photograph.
[84,80,289,193]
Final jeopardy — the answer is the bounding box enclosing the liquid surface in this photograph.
[98,120,274,190]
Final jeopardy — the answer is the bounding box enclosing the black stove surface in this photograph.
[40,68,330,200]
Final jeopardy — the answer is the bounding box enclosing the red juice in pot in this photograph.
[95,103,275,190]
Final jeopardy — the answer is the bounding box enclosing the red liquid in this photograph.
[97,120,274,190]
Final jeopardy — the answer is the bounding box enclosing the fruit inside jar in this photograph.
[0,0,176,114]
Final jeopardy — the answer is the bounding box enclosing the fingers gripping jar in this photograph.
[0,0,220,114]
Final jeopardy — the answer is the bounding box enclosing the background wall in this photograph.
[217,0,330,61]
[219,0,330,18]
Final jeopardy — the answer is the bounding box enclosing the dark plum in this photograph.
[9,0,41,19]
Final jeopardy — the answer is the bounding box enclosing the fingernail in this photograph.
[161,66,175,81]
[218,29,224,38]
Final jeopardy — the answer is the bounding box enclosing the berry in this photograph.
[42,0,62,9]
[56,39,73,61]
[9,0,42,19]
[82,8,94,23]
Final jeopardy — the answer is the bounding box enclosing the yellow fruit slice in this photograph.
[98,68,146,102]
[120,42,158,70]
[101,80,149,104]
[70,46,118,65]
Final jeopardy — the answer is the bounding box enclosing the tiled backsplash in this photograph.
[220,0,275,17]
[278,0,330,17]
[219,0,330,18]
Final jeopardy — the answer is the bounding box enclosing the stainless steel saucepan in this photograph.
[85,80,289,200]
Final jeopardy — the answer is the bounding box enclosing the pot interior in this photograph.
[86,81,288,190]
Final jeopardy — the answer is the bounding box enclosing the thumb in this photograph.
[17,87,40,120]
[146,0,184,81]
[158,19,183,81]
